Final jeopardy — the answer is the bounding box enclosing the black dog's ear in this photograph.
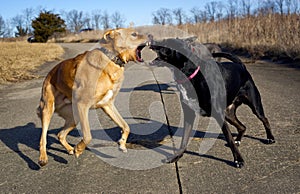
[159,47,173,57]
[183,36,197,43]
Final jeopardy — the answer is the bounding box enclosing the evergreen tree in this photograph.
[32,11,66,42]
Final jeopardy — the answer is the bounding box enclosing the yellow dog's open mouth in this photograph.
[136,44,146,62]
[136,35,153,62]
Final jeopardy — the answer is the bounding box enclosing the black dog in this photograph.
[148,38,275,168]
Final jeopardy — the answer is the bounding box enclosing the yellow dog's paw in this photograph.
[38,158,48,167]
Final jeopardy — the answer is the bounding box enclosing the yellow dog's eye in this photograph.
[131,32,137,37]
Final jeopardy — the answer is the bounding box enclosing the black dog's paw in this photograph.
[266,139,275,144]
[163,154,183,163]
[235,140,241,146]
[234,160,244,168]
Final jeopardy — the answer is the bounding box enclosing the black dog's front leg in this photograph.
[165,102,196,163]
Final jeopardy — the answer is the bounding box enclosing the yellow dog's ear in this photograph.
[103,30,112,40]
[103,29,120,40]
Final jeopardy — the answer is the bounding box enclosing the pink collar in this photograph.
[176,66,200,84]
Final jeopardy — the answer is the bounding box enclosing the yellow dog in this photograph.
[37,28,147,166]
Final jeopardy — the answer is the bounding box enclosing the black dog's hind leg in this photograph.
[165,102,196,163]
[225,97,247,146]
[215,114,244,168]
[244,81,275,144]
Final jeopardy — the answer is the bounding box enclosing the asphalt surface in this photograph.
[0,43,299,193]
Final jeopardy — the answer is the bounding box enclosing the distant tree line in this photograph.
[60,9,125,32]
[0,7,126,38]
[152,0,300,25]
[0,0,299,39]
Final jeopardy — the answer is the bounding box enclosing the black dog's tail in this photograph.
[212,52,243,65]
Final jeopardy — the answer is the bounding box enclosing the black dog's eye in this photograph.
[131,32,137,37]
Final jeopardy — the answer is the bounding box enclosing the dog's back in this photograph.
[203,43,222,54]
[212,52,242,65]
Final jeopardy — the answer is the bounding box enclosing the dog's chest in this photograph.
[177,84,207,116]
[92,72,124,107]
[96,80,123,106]
[96,90,114,106]
[177,84,199,112]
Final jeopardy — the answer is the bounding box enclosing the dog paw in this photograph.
[38,159,48,167]
[74,151,81,158]
[118,138,127,153]
[163,154,183,163]
[74,140,86,158]
[234,160,244,168]
[119,145,127,153]
[74,146,83,158]
[235,141,241,146]
[68,149,74,155]
[266,139,275,144]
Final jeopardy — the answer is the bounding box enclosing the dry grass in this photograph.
[49,26,193,43]
[48,30,104,43]
[0,41,64,83]
[181,13,300,60]
[47,13,300,62]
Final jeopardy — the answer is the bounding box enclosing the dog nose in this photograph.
[148,34,153,40]
[147,34,154,46]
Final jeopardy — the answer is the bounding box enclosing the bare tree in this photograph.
[4,19,14,37]
[65,10,85,32]
[91,10,102,30]
[23,7,35,34]
[152,8,172,25]
[101,11,110,30]
[215,1,224,20]
[285,0,292,14]
[173,8,185,25]
[190,7,201,23]
[83,12,91,29]
[11,14,29,37]
[111,11,125,28]
[200,10,208,23]
[205,1,218,21]
[241,0,251,16]
[264,0,276,13]
[0,15,5,37]
[12,14,25,29]
[291,0,299,13]
[275,0,285,15]
[227,0,239,18]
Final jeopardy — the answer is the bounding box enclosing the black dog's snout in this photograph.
[148,34,153,41]
[147,34,154,47]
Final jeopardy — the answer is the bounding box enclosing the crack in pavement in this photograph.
[150,68,183,194]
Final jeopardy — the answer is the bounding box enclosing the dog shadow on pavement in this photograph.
[92,120,251,168]
[0,122,79,171]
[0,121,267,170]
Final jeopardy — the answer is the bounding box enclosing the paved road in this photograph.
[0,43,299,193]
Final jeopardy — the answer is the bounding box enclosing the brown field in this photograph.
[0,13,298,84]
[50,13,300,61]
[180,13,300,60]
[48,30,104,43]
[0,41,64,84]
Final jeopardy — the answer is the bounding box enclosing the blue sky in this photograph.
[0,0,212,26]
